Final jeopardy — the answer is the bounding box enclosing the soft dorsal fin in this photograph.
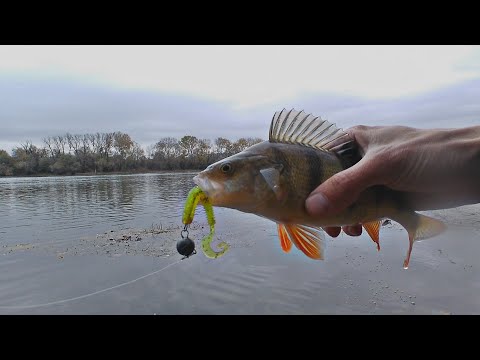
[269,108,352,151]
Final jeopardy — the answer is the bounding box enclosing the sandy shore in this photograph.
[0,204,479,314]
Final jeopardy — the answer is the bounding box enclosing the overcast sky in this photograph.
[1,45,479,152]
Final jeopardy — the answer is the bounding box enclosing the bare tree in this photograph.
[66,133,82,155]
[130,142,145,162]
[214,137,233,155]
[43,136,56,157]
[3,130,263,176]
[81,134,91,155]
[88,133,101,155]
[101,132,114,159]
[113,132,134,160]
[52,135,67,155]
[231,137,263,153]
[154,137,180,159]
[179,135,199,157]
[145,144,156,159]
[20,140,35,154]
[195,138,211,165]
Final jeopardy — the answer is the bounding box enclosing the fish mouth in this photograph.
[193,173,223,201]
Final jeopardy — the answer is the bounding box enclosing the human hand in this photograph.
[305,124,480,238]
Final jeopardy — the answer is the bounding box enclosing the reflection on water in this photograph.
[0,173,197,245]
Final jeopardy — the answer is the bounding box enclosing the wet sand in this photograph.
[0,204,479,314]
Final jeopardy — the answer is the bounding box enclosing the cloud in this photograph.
[0,75,272,151]
[0,46,479,109]
[289,78,480,130]
[0,75,479,153]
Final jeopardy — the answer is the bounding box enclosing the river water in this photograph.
[1,173,479,314]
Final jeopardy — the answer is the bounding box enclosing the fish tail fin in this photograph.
[390,211,447,269]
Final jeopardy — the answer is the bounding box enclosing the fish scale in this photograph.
[191,109,447,269]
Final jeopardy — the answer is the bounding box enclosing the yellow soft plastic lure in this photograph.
[182,186,229,259]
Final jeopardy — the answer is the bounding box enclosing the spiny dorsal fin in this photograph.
[269,108,352,152]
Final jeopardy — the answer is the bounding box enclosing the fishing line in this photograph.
[0,259,182,310]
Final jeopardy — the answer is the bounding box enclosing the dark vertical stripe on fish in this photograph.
[269,145,291,175]
[334,142,359,170]
[307,149,324,194]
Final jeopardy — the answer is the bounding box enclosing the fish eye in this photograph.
[220,163,233,173]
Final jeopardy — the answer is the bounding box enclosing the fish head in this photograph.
[193,142,281,212]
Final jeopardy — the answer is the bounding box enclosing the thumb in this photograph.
[305,159,376,217]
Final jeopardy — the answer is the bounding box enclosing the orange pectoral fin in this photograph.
[362,220,381,251]
[277,224,292,253]
[279,224,325,260]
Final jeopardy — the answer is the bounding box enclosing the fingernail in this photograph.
[306,193,330,215]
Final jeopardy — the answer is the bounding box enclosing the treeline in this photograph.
[0,132,264,176]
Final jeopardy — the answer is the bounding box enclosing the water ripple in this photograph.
[0,172,197,245]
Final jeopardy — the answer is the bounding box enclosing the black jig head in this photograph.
[177,225,196,259]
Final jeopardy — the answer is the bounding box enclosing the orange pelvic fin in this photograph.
[277,224,292,252]
[362,220,381,251]
[278,224,325,260]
